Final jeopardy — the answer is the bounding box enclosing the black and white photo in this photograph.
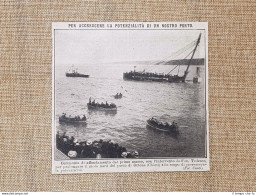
[52,22,209,173]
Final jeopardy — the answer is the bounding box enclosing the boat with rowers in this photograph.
[146,117,179,132]
[114,93,123,99]
[123,33,202,83]
[87,98,117,111]
[59,113,87,124]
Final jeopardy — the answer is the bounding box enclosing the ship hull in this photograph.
[59,117,87,124]
[123,73,185,83]
[146,120,169,132]
[87,103,117,111]
[66,73,89,78]
[146,120,179,133]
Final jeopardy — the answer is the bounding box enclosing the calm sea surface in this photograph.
[55,63,206,158]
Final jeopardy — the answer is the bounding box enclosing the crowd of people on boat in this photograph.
[148,117,179,132]
[124,71,185,83]
[56,132,139,158]
[88,97,117,108]
[125,71,170,79]
[59,113,87,122]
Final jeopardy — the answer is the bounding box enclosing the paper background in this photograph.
[0,0,255,191]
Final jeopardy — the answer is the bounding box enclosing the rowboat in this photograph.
[87,103,117,111]
[114,93,123,99]
[59,114,87,124]
[146,119,179,133]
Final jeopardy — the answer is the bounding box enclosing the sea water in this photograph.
[55,63,206,158]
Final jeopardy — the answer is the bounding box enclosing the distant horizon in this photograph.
[111,58,205,65]
[56,58,205,68]
[55,30,206,66]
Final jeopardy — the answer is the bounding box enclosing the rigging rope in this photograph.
[166,65,179,75]
[149,45,196,74]
[166,48,195,75]
[154,39,197,65]
[141,36,199,74]
[146,44,195,73]
[148,41,197,73]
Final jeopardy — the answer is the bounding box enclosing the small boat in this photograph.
[59,113,87,124]
[114,93,123,99]
[146,117,179,132]
[66,66,89,78]
[87,102,117,111]
[66,72,89,78]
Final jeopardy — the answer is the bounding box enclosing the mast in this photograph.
[184,33,201,79]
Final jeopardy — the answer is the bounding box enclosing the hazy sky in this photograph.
[55,29,205,65]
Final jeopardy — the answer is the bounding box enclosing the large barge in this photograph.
[123,33,201,83]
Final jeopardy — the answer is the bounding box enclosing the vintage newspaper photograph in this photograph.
[52,22,209,174]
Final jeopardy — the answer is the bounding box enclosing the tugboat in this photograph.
[146,117,179,133]
[66,66,89,78]
[59,113,87,124]
[87,98,117,111]
[123,33,202,83]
